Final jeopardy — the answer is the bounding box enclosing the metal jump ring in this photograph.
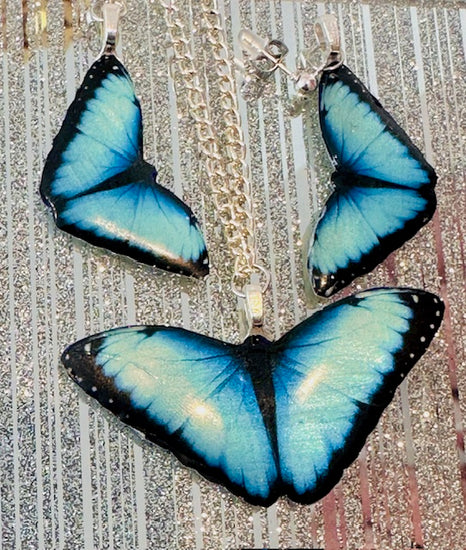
[231,263,271,298]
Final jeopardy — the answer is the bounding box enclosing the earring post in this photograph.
[238,29,294,78]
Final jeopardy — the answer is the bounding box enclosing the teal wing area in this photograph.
[52,164,208,277]
[272,288,443,504]
[309,175,435,296]
[62,326,278,505]
[41,54,208,277]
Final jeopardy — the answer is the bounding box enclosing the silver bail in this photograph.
[99,2,124,56]
[235,270,269,337]
[288,14,343,115]
[244,282,264,330]
[315,14,340,55]
[314,14,342,68]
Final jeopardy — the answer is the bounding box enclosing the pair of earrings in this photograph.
[43,4,444,508]
[41,9,436,297]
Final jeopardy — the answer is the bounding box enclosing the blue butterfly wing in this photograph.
[308,65,436,296]
[41,54,208,277]
[310,178,435,296]
[62,326,278,504]
[271,288,443,504]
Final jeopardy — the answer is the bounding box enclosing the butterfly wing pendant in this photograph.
[307,64,437,297]
[62,287,443,506]
[41,54,209,278]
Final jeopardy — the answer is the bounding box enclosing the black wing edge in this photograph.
[319,64,438,186]
[61,327,280,508]
[278,287,444,505]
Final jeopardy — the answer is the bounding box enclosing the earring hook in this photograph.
[238,29,292,79]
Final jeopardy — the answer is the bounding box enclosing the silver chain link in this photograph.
[162,0,267,293]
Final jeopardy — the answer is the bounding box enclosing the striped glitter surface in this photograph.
[0,1,465,548]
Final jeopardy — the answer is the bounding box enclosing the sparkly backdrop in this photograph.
[1,1,465,549]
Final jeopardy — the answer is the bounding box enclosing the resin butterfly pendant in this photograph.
[40,54,209,278]
[307,64,437,296]
[63,287,443,506]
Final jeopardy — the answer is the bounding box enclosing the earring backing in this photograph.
[238,14,344,113]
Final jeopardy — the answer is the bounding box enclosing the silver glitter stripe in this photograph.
[64,40,94,549]
[3,49,22,550]
[24,57,46,549]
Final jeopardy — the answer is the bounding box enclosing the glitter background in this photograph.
[1,1,465,549]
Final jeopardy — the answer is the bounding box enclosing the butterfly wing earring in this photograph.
[40,2,208,277]
[239,15,437,297]
[311,62,436,296]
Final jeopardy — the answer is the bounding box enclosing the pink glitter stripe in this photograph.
[431,212,466,506]
[322,491,340,549]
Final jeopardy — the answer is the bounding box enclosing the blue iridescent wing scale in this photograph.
[308,64,436,296]
[40,54,208,277]
[271,288,443,504]
[62,326,279,505]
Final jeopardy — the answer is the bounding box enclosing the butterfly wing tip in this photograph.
[61,338,100,389]
[180,251,209,278]
[197,266,210,278]
[393,289,444,358]
[168,259,209,278]
[428,292,445,323]
[38,178,54,210]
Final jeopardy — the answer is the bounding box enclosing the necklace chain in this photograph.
[162,0,261,292]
